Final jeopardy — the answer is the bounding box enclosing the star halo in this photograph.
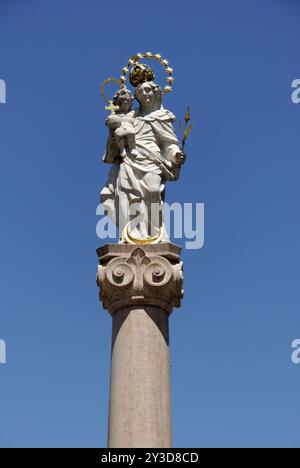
[120,52,174,94]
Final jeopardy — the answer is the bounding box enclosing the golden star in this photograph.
[166,67,173,74]
[145,51,152,58]
[120,76,126,82]
[164,85,172,93]
[162,59,169,66]
[167,76,174,83]
[154,53,162,60]
[128,59,135,65]
[122,67,128,74]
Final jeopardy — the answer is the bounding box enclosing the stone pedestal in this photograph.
[97,243,183,448]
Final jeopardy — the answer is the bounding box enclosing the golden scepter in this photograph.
[179,106,193,151]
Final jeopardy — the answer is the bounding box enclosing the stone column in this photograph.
[97,243,183,448]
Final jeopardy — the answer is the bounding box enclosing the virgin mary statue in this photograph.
[100,61,185,243]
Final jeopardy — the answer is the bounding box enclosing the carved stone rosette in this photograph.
[97,243,183,315]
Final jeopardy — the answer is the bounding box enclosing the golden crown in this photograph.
[129,64,155,87]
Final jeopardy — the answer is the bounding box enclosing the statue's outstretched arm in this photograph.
[152,120,185,164]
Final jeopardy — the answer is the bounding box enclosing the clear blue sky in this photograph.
[0,0,300,448]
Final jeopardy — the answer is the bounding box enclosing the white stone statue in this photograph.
[100,54,191,244]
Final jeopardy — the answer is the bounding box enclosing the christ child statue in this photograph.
[105,87,136,159]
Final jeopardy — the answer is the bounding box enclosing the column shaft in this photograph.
[108,306,171,448]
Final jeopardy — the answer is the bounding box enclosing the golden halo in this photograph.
[100,77,123,104]
[123,222,164,245]
[120,52,174,94]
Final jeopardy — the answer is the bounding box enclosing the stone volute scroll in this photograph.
[97,243,184,315]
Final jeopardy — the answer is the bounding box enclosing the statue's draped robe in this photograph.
[100,107,182,236]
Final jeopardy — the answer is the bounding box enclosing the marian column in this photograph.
[97,243,183,448]
[97,52,191,448]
